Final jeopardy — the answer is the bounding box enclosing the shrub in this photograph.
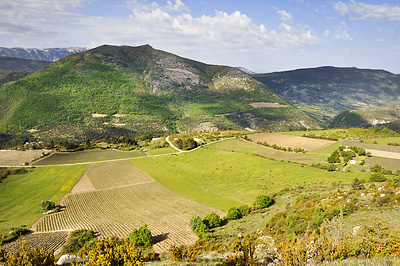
[226,207,242,220]
[40,200,55,211]
[371,164,382,173]
[393,176,400,188]
[190,215,202,232]
[253,194,275,209]
[62,229,96,254]
[129,224,152,247]
[238,205,250,216]
[369,173,387,182]
[202,212,222,229]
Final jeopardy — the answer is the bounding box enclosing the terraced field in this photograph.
[33,160,223,252]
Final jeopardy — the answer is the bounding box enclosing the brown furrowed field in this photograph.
[32,149,147,166]
[33,160,223,252]
[6,231,69,253]
[0,150,45,166]
[249,133,335,151]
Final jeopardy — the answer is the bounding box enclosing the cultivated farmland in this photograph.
[33,160,222,252]
[0,150,44,166]
[249,132,335,151]
[33,149,147,166]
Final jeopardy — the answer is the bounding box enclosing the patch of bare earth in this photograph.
[249,133,335,151]
[250,102,288,108]
[33,160,223,252]
[0,150,44,166]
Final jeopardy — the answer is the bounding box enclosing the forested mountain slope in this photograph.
[0,45,318,141]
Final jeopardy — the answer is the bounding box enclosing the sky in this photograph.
[1,0,400,73]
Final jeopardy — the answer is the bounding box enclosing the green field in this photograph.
[33,149,147,166]
[0,164,88,233]
[364,136,400,145]
[134,139,369,211]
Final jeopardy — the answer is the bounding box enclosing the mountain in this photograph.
[0,44,318,141]
[0,57,51,87]
[237,67,257,75]
[0,47,87,62]
[329,104,400,128]
[253,66,400,123]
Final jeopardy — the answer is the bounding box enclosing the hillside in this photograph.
[253,66,400,123]
[329,104,400,128]
[0,57,51,87]
[0,45,318,141]
[0,47,87,62]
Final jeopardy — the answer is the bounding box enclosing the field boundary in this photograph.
[3,136,235,168]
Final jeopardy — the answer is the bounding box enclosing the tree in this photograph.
[226,207,242,220]
[40,200,55,211]
[129,224,152,247]
[253,195,274,209]
[202,212,222,229]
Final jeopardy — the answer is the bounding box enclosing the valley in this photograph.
[1,128,400,265]
[1,45,400,265]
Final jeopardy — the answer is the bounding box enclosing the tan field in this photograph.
[32,160,223,252]
[0,150,45,166]
[249,133,335,151]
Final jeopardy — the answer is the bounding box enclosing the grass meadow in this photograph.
[134,139,370,211]
[0,164,88,233]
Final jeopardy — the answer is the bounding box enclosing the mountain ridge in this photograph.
[0,47,88,62]
[0,44,318,141]
[253,66,400,123]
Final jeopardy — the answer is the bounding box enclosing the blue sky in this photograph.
[1,0,399,73]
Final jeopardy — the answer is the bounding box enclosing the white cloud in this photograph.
[0,0,322,59]
[333,1,400,21]
[277,10,293,22]
[334,22,352,40]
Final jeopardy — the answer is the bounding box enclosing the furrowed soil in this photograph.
[32,149,147,166]
[249,133,335,151]
[33,160,223,252]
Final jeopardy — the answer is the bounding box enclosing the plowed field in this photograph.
[33,160,223,252]
[249,133,335,151]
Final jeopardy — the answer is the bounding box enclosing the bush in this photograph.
[40,200,55,211]
[371,164,382,173]
[62,229,96,254]
[253,194,275,209]
[237,205,250,216]
[226,207,242,220]
[202,212,222,229]
[190,215,202,232]
[129,224,152,247]
[393,176,400,188]
[369,173,387,182]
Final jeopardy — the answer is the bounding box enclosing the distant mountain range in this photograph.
[253,67,400,124]
[0,45,317,141]
[0,57,51,87]
[0,47,88,62]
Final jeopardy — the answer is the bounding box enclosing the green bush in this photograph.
[226,207,242,220]
[40,200,55,211]
[369,173,387,182]
[129,224,152,247]
[370,164,382,173]
[202,212,222,229]
[253,194,275,209]
[393,176,400,188]
[62,229,96,254]
[237,205,250,216]
[190,215,202,232]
